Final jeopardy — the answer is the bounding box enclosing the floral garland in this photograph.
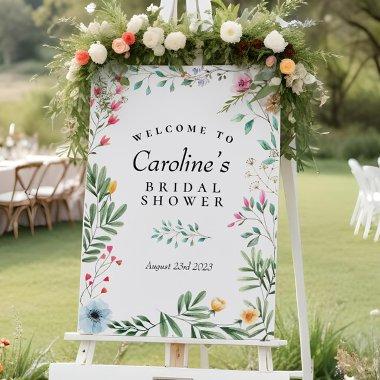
[48,0,331,168]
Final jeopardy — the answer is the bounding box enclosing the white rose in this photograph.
[88,42,108,64]
[138,14,149,27]
[87,21,101,35]
[127,15,148,34]
[220,21,242,43]
[269,77,282,86]
[100,21,112,36]
[164,31,187,51]
[143,27,164,48]
[264,30,288,53]
[147,3,159,12]
[153,44,165,56]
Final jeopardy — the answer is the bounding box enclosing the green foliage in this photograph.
[316,128,380,161]
[274,312,346,379]
[152,220,210,248]
[0,0,43,64]
[0,318,53,380]
[0,86,63,147]
[46,0,331,169]
[83,163,127,262]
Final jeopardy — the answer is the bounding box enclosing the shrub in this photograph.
[341,130,380,161]
[209,311,347,379]
[0,318,53,380]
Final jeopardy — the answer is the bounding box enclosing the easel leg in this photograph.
[281,157,313,380]
[75,341,96,365]
[165,343,189,367]
[200,345,209,369]
[257,347,273,371]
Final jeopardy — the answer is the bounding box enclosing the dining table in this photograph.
[0,154,84,233]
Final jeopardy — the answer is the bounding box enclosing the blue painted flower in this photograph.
[79,299,111,334]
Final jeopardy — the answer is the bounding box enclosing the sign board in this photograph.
[78,65,280,342]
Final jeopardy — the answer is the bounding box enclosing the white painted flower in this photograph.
[85,2,96,14]
[143,27,165,49]
[164,31,187,51]
[370,309,380,317]
[269,77,282,86]
[88,42,108,64]
[220,21,242,43]
[100,21,112,36]
[153,44,165,56]
[264,30,288,53]
[147,3,159,12]
[87,21,101,35]
[127,14,148,34]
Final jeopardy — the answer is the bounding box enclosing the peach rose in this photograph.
[112,38,128,54]
[241,308,260,325]
[211,298,226,312]
[265,55,277,68]
[280,58,296,75]
[75,50,90,66]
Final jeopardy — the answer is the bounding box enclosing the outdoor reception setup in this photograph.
[47,0,331,378]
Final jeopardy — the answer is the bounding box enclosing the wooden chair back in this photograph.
[9,162,43,204]
[34,159,69,199]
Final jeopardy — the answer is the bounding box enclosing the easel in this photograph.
[56,156,312,380]
[51,1,313,378]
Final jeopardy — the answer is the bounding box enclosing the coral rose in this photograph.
[280,59,296,75]
[241,308,260,325]
[112,38,128,54]
[75,50,90,66]
[211,298,226,312]
[0,338,10,347]
[122,32,136,45]
[265,55,277,68]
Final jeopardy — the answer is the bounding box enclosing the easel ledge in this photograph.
[64,332,287,346]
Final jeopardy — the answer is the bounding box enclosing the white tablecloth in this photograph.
[0,155,84,232]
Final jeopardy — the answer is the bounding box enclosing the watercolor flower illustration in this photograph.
[79,299,111,334]
[233,73,252,93]
[241,308,260,325]
[211,298,226,313]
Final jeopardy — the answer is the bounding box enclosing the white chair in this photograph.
[363,166,380,241]
[348,159,366,228]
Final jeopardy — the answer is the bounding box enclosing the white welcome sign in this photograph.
[78,65,280,342]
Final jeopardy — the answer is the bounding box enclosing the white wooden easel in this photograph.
[52,1,313,378]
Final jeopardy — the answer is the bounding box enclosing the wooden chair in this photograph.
[0,162,42,238]
[31,159,69,230]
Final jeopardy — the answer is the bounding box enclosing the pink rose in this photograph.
[266,55,277,68]
[112,38,129,54]
[233,73,252,93]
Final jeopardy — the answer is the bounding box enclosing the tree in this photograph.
[0,0,43,64]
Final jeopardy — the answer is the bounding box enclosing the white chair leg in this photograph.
[200,345,209,369]
[374,220,380,242]
[354,209,364,235]
[363,208,373,239]
[350,196,361,226]
[258,347,272,371]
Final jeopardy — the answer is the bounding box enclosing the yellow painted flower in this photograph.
[241,308,260,325]
[211,298,226,312]
[279,58,296,75]
[108,180,117,194]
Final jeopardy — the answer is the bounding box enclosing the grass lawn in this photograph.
[1,160,379,366]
